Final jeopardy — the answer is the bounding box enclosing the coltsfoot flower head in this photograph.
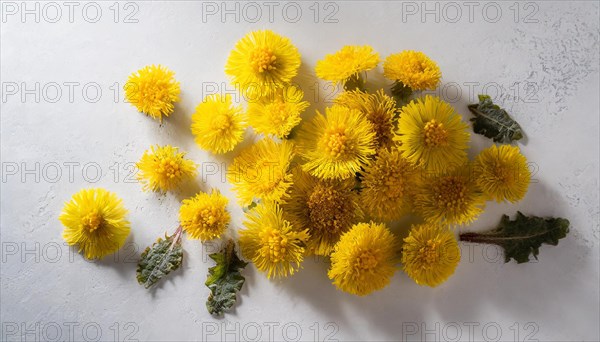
[474,144,531,203]
[360,148,418,221]
[136,145,197,192]
[59,188,130,260]
[125,65,180,121]
[396,95,470,173]
[415,167,486,226]
[225,30,301,96]
[227,138,295,206]
[239,202,309,279]
[328,222,400,296]
[383,51,441,91]
[402,223,460,287]
[315,45,380,85]
[191,94,247,154]
[283,168,362,256]
[248,86,309,139]
[179,190,230,241]
[297,105,376,180]
[335,89,399,149]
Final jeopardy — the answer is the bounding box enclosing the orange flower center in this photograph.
[82,210,103,232]
[259,228,288,263]
[355,251,378,271]
[250,47,277,73]
[213,114,232,132]
[156,157,182,179]
[419,239,441,266]
[323,128,348,158]
[423,119,449,147]
[435,176,467,209]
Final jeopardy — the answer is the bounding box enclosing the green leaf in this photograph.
[467,94,524,143]
[206,240,247,316]
[459,212,570,263]
[136,227,183,289]
[390,81,413,108]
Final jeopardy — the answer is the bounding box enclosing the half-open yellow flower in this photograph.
[335,89,399,150]
[239,202,309,279]
[474,144,531,203]
[402,223,460,287]
[328,222,399,296]
[136,145,197,192]
[191,94,246,154]
[227,138,295,206]
[360,148,417,221]
[248,86,309,139]
[125,65,180,121]
[315,45,379,84]
[179,190,230,241]
[383,51,441,91]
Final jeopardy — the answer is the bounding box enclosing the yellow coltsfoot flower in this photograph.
[283,168,362,256]
[239,202,309,279]
[227,138,295,206]
[328,222,400,296]
[474,144,531,203]
[136,145,197,193]
[179,190,230,241]
[248,86,309,139]
[396,95,470,173]
[383,51,441,91]
[335,89,399,150]
[59,188,130,260]
[297,105,376,180]
[225,30,301,97]
[360,148,418,221]
[125,65,180,121]
[415,167,486,226]
[315,45,379,86]
[402,223,460,287]
[191,94,247,154]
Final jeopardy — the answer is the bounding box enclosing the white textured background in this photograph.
[1,1,599,341]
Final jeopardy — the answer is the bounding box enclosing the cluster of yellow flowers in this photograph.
[59,30,532,296]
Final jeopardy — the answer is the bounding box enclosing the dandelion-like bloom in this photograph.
[59,188,130,260]
[402,223,460,287]
[283,168,362,256]
[360,149,418,221]
[315,45,380,84]
[396,95,470,173]
[191,94,246,154]
[124,65,180,121]
[136,145,197,192]
[248,86,309,138]
[415,167,486,226]
[297,105,376,180]
[227,138,295,206]
[474,144,531,203]
[179,190,230,241]
[328,222,399,296]
[225,30,301,96]
[239,202,309,279]
[383,51,441,91]
[335,89,399,149]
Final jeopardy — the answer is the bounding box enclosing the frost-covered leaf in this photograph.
[137,227,183,289]
[460,212,569,263]
[206,240,247,316]
[468,95,524,143]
